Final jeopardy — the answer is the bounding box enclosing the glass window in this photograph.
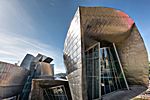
[85,43,99,99]
[85,42,128,100]
[43,85,68,100]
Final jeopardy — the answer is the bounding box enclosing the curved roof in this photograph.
[80,7,134,43]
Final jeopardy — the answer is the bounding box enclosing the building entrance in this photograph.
[85,42,128,100]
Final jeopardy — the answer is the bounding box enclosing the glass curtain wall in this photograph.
[85,43,100,100]
[43,85,68,100]
[85,42,127,100]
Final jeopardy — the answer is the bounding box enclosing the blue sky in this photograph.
[0,0,149,74]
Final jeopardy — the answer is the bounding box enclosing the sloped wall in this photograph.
[116,24,149,86]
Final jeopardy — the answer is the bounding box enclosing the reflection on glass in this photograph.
[43,85,68,100]
[85,42,127,100]
[85,44,99,100]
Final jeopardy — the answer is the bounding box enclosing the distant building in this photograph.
[0,53,72,100]
[20,54,72,100]
[63,7,149,100]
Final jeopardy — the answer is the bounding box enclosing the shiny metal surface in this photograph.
[63,8,83,100]
[63,7,149,100]
[0,61,29,99]
[20,54,35,70]
[81,7,134,44]
[33,53,53,63]
[35,62,54,77]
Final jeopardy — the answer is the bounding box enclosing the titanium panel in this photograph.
[64,7,149,100]
[0,62,29,99]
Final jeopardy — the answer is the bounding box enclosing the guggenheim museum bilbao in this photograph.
[63,7,149,100]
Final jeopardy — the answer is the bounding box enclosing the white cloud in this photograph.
[0,32,66,74]
[0,0,66,74]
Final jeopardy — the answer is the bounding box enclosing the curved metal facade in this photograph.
[63,7,149,100]
[36,62,54,77]
[64,8,83,100]
[0,62,29,99]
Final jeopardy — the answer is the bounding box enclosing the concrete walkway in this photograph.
[102,85,147,100]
